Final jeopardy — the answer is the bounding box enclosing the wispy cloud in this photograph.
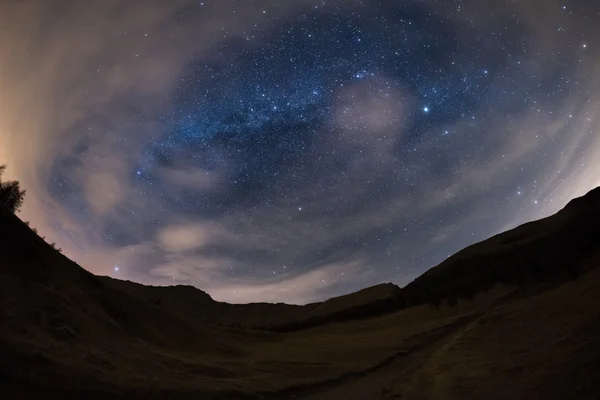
[1,0,599,304]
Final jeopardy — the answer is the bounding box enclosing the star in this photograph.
[6,0,600,304]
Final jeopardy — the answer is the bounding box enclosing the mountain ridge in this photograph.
[2,186,599,330]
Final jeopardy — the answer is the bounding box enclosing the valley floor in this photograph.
[4,268,600,399]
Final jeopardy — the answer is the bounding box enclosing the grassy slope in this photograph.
[388,265,600,400]
[292,266,600,400]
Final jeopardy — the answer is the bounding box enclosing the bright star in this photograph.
[423,106,430,113]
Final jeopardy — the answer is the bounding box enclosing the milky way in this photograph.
[1,0,600,303]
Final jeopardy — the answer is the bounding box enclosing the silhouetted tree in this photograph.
[0,165,26,213]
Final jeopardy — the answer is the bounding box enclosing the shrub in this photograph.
[0,165,26,213]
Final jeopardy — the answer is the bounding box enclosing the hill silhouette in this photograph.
[1,187,599,399]
[98,277,403,332]
[400,187,600,308]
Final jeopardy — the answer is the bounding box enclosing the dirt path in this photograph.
[399,309,485,400]
[280,292,517,400]
[269,314,479,400]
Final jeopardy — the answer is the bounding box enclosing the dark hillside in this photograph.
[98,276,403,331]
[400,187,600,307]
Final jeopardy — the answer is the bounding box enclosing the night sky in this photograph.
[1,0,600,303]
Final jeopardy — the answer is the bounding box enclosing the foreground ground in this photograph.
[3,268,600,400]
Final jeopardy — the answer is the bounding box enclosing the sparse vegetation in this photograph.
[49,242,62,252]
[0,165,62,255]
[0,164,26,213]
